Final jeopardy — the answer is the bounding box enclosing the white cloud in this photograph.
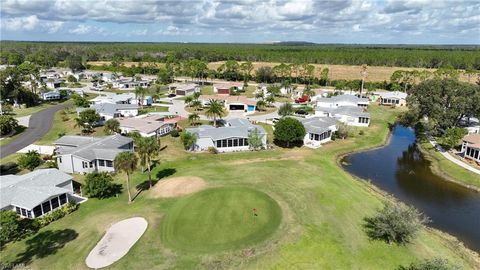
[45,21,64,33]
[69,24,91,34]
[2,15,39,31]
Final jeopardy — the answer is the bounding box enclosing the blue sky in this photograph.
[1,0,479,44]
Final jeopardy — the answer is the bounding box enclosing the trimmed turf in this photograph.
[161,187,282,252]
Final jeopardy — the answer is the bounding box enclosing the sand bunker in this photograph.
[85,217,148,269]
[149,176,206,198]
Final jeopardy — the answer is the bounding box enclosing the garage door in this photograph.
[229,104,245,110]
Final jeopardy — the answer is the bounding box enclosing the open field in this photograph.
[0,105,479,269]
[88,60,474,83]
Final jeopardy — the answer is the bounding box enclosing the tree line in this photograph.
[1,41,479,69]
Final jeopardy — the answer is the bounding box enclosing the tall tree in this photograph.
[104,119,120,135]
[114,151,138,203]
[205,99,225,127]
[75,109,100,134]
[136,136,161,188]
[360,64,368,95]
[134,86,148,109]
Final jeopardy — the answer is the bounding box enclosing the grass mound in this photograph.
[161,186,282,252]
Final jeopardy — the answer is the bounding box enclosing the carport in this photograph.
[229,104,245,111]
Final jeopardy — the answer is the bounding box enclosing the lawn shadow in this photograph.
[133,168,177,200]
[11,229,78,267]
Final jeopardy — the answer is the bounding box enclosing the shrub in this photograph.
[359,130,365,136]
[273,117,306,147]
[180,132,197,150]
[170,129,179,137]
[0,115,19,135]
[61,202,78,215]
[440,127,467,150]
[83,172,121,199]
[17,150,43,171]
[0,211,20,245]
[335,123,352,139]
[37,202,78,227]
[58,131,66,138]
[364,201,429,244]
[0,162,19,175]
[207,146,218,154]
[397,258,460,270]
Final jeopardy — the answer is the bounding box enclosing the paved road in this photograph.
[427,134,480,175]
[0,102,69,159]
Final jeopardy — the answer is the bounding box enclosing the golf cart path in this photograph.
[85,217,148,269]
[427,135,480,175]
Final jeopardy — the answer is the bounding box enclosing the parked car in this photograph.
[295,95,310,103]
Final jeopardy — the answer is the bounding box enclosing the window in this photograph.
[21,208,26,217]
[233,139,238,147]
[82,161,88,168]
[59,194,67,205]
[42,201,51,213]
[239,138,244,146]
[15,207,21,215]
[228,139,233,147]
[98,160,105,166]
[27,210,32,218]
[33,205,42,217]
[244,138,249,146]
[51,197,60,210]
[216,140,222,147]
[89,162,93,168]
[106,160,113,167]
[58,156,62,163]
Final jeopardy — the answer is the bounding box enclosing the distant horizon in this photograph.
[1,40,479,47]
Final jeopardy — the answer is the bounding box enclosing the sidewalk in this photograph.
[426,135,480,175]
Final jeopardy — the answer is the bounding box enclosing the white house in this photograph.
[54,135,134,174]
[199,95,257,114]
[77,103,139,123]
[378,91,407,107]
[461,134,480,163]
[42,91,61,101]
[0,169,76,218]
[317,94,369,109]
[90,93,135,105]
[315,106,370,127]
[297,117,337,148]
[186,118,267,152]
[459,117,480,134]
[113,79,150,90]
[118,115,181,137]
[168,83,200,96]
[213,83,244,94]
[46,79,63,89]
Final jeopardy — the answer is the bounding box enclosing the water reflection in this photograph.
[342,125,480,252]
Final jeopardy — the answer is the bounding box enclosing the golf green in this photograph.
[161,186,282,252]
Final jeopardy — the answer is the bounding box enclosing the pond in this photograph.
[342,125,480,252]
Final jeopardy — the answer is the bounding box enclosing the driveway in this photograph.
[0,102,69,159]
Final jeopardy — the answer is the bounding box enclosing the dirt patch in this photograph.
[149,176,206,198]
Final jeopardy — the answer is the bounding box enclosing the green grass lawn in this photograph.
[11,101,67,117]
[0,104,478,269]
[418,140,480,189]
[138,106,169,115]
[0,125,27,146]
[161,187,282,252]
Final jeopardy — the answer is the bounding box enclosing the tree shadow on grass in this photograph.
[12,229,78,267]
[133,168,177,200]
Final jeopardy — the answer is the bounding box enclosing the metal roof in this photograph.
[316,106,370,118]
[0,169,73,210]
[186,118,266,141]
[297,117,337,135]
[54,134,133,161]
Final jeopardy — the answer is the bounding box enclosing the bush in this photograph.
[0,162,19,175]
[359,130,365,136]
[440,127,467,150]
[83,172,121,199]
[335,123,352,139]
[170,129,179,137]
[397,258,460,270]
[273,117,306,147]
[180,132,197,150]
[0,115,19,135]
[37,202,78,227]
[207,146,218,154]
[17,150,43,171]
[61,202,78,215]
[364,201,429,244]
[0,211,20,245]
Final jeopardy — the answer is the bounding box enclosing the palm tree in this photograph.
[184,96,193,106]
[134,86,148,109]
[190,100,202,111]
[136,137,161,189]
[205,99,225,127]
[104,119,120,135]
[256,100,267,111]
[114,151,138,203]
[265,95,275,107]
[192,91,201,100]
[188,113,200,125]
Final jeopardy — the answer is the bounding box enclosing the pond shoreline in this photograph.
[335,125,480,260]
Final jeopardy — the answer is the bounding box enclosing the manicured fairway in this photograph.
[161,187,282,252]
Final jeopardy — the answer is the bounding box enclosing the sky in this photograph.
[0,0,479,44]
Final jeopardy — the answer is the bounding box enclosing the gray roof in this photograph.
[316,106,370,118]
[186,118,266,141]
[54,134,133,161]
[318,94,369,104]
[379,91,407,99]
[77,103,139,117]
[297,117,337,134]
[0,169,73,210]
